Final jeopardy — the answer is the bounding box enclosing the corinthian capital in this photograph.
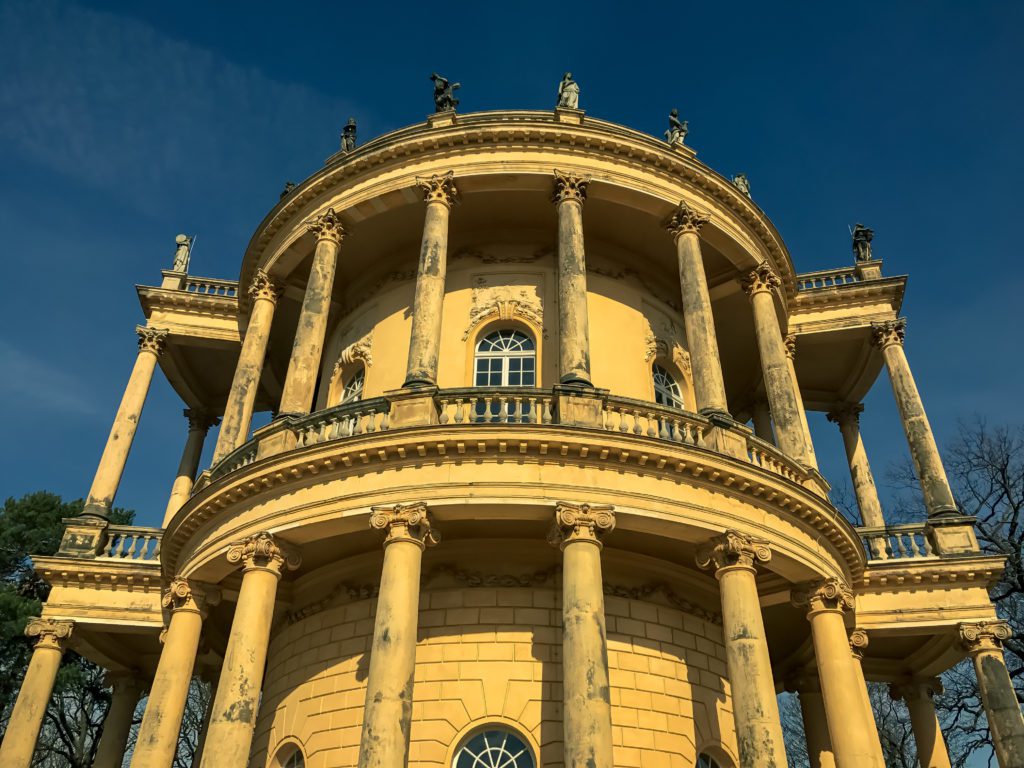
[551,170,590,205]
[248,268,283,304]
[742,262,782,297]
[547,502,615,548]
[370,503,440,549]
[665,201,711,239]
[184,408,219,433]
[792,577,855,614]
[305,208,346,244]
[826,402,864,427]
[890,677,943,702]
[871,318,906,349]
[226,532,301,574]
[136,326,169,356]
[25,618,74,651]
[161,577,221,614]
[695,530,772,572]
[418,171,458,208]
[959,620,1012,654]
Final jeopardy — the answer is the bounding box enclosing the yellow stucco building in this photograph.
[2,103,1022,768]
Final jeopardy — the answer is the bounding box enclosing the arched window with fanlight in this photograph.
[453,726,536,768]
[473,329,536,422]
[339,367,364,404]
[697,753,724,768]
[652,363,684,409]
[272,744,305,768]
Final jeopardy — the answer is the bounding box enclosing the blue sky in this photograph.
[1,0,1021,538]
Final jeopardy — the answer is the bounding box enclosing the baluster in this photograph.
[631,409,643,435]
[527,397,538,424]
[438,399,450,424]
[115,534,128,558]
[366,410,377,433]
[352,411,364,435]
[153,536,161,559]
[128,535,142,560]
[893,533,908,558]
[920,531,933,557]
[499,395,510,423]
[513,396,524,423]
[543,398,553,424]
[615,408,627,433]
[659,416,671,440]
[380,410,389,431]
[482,395,493,423]
[646,412,658,438]
[670,418,683,443]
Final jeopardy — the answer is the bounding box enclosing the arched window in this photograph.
[474,330,536,387]
[697,754,723,768]
[653,363,684,409]
[274,745,305,768]
[453,727,535,768]
[284,751,305,768]
[340,368,364,404]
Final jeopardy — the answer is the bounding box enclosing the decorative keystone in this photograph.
[547,502,615,548]
[226,531,301,574]
[305,208,346,244]
[826,403,864,427]
[551,169,590,205]
[418,171,459,208]
[370,503,441,550]
[871,318,907,349]
[665,201,711,238]
[161,577,221,614]
[741,262,782,297]
[959,620,1012,654]
[136,326,169,356]
[849,627,870,660]
[25,618,74,651]
[695,530,772,573]
[248,268,283,304]
[792,576,855,613]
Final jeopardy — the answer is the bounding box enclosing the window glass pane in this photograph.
[454,728,535,768]
[474,330,537,389]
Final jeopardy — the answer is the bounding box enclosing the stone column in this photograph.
[794,580,884,768]
[549,502,615,768]
[794,677,836,768]
[696,531,787,768]
[92,672,144,768]
[0,619,74,768]
[200,533,300,768]
[404,172,457,388]
[131,580,218,768]
[848,628,884,754]
[212,269,281,463]
[871,320,957,517]
[162,409,218,526]
[666,203,730,417]
[742,264,810,465]
[279,209,346,416]
[552,170,593,386]
[357,504,440,768]
[750,399,775,444]
[190,670,218,768]
[958,621,1024,767]
[784,333,818,469]
[889,679,952,768]
[82,326,168,517]
[826,404,885,527]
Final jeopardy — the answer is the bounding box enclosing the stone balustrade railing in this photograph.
[99,526,163,561]
[438,388,554,425]
[296,397,391,446]
[184,276,239,297]
[601,396,707,447]
[858,523,935,561]
[796,267,861,291]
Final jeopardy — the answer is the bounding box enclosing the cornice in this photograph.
[33,555,163,592]
[792,275,907,311]
[857,554,1005,590]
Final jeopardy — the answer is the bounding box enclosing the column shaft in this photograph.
[83,328,166,516]
[279,210,344,415]
[92,675,143,768]
[131,582,210,768]
[201,534,297,768]
[895,682,952,768]
[358,505,437,768]
[960,622,1024,767]
[785,335,818,469]
[213,273,278,462]
[828,406,885,527]
[667,205,729,416]
[873,321,957,516]
[553,172,593,385]
[405,173,456,387]
[744,267,809,464]
[0,620,72,768]
[162,411,215,526]
[552,503,614,768]
[797,687,835,768]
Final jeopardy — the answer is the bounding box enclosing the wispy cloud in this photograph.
[0,339,101,417]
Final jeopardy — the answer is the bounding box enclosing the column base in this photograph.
[79,502,111,520]
[699,408,735,427]
[927,516,980,555]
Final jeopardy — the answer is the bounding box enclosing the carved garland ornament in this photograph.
[547,502,615,548]
[335,331,373,371]
[665,201,710,238]
[695,530,772,572]
[959,620,1012,654]
[136,326,169,356]
[305,207,346,244]
[742,262,782,297]
[463,279,544,340]
[370,503,441,549]
[25,618,74,650]
[418,171,458,208]
[792,577,855,613]
[226,531,301,574]
[551,170,590,205]
[248,268,283,304]
[871,318,907,349]
[643,316,692,374]
[784,333,797,361]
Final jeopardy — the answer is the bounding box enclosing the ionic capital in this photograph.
[305,207,346,244]
[792,576,855,614]
[184,408,219,433]
[741,262,782,297]
[849,627,870,660]
[547,502,615,549]
[248,268,283,304]
[369,503,441,550]
[871,318,907,349]
[551,169,590,206]
[161,577,221,615]
[418,171,459,208]
[226,532,301,575]
[25,618,74,651]
[695,530,772,573]
[890,677,943,703]
[665,201,710,239]
[959,620,1012,654]
[826,402,864,427]
[136,326,169,356]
